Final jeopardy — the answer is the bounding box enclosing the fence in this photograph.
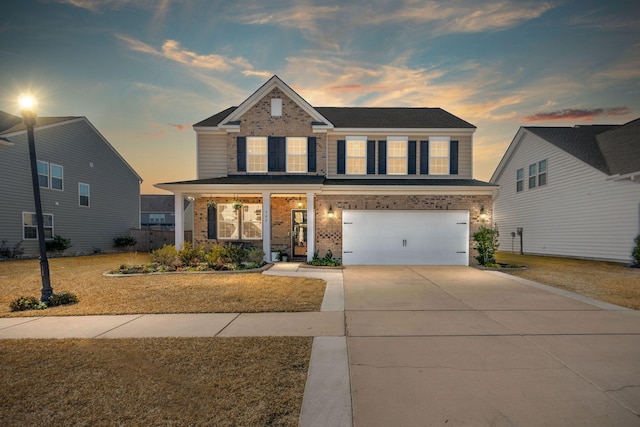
[129,229,192,252]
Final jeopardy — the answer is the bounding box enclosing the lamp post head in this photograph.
[18,95,37,127]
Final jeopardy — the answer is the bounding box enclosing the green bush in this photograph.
[46,235,71,254]
[178,242,207,266]
[47,291,79,307]
[9,296,47,312]
[222,244,246,265]
[308,249,341,266]
[246,247,265,264]
[473,224,500,266]
[151,244,178,266]
[204,245,226,269]
[0,240,24,258]
[113,236,137,249]
[632,235,640,265]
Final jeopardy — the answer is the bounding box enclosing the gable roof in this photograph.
[141,194,175,212]
[0,111,81,135]
[193,76,476,130]
[491,118,640,183]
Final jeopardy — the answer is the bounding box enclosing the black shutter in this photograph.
[207,204,217,239]
[378,140,387,175]
[367,140,376,174]
[337,140,345,174]
[450,140,459,175]
[420,140,429,174]
[268,136,285,172]
[408,140,416,175]
[237,136,246,172]
[307,137,316,172]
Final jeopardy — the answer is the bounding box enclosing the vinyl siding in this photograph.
[493,131,640,262]
[197,132,228,178]
[326,133,472,179]
[0,119,140,255]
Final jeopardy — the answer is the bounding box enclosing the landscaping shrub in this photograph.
[46,235,71,254]
[632,235,640,266]
[205,245,226,269]
[151,244,178,266]
[113,236,137,250]
[0,240,24,258]
[47,291,79,307]
[178,242,207,266]
[246,247,265,264]
[473,224,500,266]
[308,249,341,266]
[222,244,246,265]
[9,296,47,311]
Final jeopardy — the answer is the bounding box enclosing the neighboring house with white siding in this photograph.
[490,118,640,263]
[156,75,496,265]
[0,111,142,256]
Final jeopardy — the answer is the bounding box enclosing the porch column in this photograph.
[306,192,315,262]
[174,192,184,249]
[262,192,271,262]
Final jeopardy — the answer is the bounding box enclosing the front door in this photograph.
[292,209,307,259]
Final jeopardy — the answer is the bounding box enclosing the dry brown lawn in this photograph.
[0,253,326,317]
[496,252,640,310]
[0,337,311,426]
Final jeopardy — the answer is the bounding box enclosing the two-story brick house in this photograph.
[156,76,496,265]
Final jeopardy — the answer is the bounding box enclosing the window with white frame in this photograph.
[79,183,90,207]
[23,212,53,240]
[538,159,547,186]
[217,203,262,240]
[346,136,366,175]
[429,137,450,175]
[516,168,524,192]
[247,137,267,173]
[37,160,49,188]
[287,137,307,173]
[51,164,63,190]
[387,136,408,175]
[528,163,537,189]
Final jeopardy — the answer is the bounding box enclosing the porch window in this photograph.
[387,136,408,175]
[429,137,450,175]
[346,136,366,175]
[516,168,523,192]
[216,203,262,240]
[286,137,307,173]
[247,137,267,173]
[23,212,53,240]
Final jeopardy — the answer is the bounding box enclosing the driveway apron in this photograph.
[345,266,640,426]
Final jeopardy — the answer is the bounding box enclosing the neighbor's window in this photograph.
[79,183,90,207]
[387,136,408,175]
[149,213,165,223]
[528,163,537,189]
[217,203,262,240]
[516,168,524,192]
[23,212,53,240]
[287,137,307,173]
[241,204,262,239]
[51,164,63,190]
[538,159,547,186]
[346,136,366,175]
[429,136,450,175]
[247,137,267,173]
[37,160,49,188]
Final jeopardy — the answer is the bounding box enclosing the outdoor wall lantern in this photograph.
[479,206,488,222]
[327,205,335,218]
[19,94,53,302]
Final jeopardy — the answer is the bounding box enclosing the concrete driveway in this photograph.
[344,266,640,426]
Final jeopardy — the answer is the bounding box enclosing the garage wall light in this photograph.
[479,206,488,221]
[327,205,335,218]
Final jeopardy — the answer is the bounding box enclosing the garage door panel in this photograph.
[342,210,469,266]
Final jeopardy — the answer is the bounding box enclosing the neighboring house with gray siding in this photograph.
[490,118,640,263]
[0,111,141,256]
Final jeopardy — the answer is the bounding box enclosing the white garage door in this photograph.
[342,210,469,266]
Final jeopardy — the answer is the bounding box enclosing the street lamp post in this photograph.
[20,96,53,302]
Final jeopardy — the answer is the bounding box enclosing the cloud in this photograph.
[55,0,163,13]
[523,107,632,122]
[169,123,186,130]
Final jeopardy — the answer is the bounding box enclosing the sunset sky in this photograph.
[2,0,638,194]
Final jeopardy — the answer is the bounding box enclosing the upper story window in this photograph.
[538,159,547,186]
[271,98,282,116]
[149,213,165,223]
[516,168,524,192]
[287,137,307,173]
[346,136,367,175]
[79,183,90,207]
[37,161,63,190]
[528,163,537,189]
[23,212,53,240]
[429,136,450,175]
[387,136,408,175]
[247,137,267,173]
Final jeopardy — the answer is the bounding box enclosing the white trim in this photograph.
[331,128,475,135]
[78,182,90,207]
[174,192,184,249]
